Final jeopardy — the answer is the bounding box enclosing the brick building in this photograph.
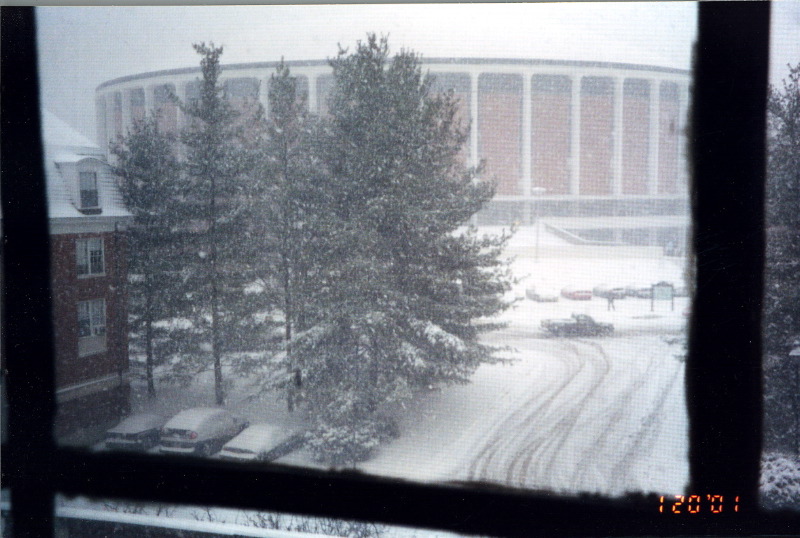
[43,110,133,440]
[96,58,690,251]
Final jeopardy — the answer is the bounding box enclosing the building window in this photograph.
[79,171,99,209]
[78,299,106,338]
[78,298,107,356]
[76,238,104,277]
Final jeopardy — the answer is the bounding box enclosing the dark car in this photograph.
[159,408,249,457]
[104,413,166,452]
[541,313,614,337]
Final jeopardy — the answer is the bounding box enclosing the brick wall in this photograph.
[658,82,681,194]
[531,75,571,195]
[50,231,129,389]
[579,77,613,195]
[479,73,522,196]
[622,79,650,195]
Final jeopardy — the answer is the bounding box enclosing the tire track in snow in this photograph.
[465,339,613,488]
[465,341,583,481]
[462,337,684,495]
[567,342,664,493]
[513,340,612,489]
[608,358,684,494]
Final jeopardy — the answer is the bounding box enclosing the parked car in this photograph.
[624,285,652,298]
[219,423,303,462]
[592,286,626,300]
[541,313,614,337]
[561,287,592,300]
[104,413,166,452]
[526,286,559,302]
[159,408,249,457]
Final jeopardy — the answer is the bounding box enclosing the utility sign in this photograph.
[651,281,675,311]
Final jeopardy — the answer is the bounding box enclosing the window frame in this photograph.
[77,298,107,357]
[78,170,99,210]
[3,4,800,537]
[76,237,105,278]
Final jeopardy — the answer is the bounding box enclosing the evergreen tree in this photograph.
[763,62,800,455]
[299,35,514,463]
[178,43,260,404]
[249,61,327,411]
[764,62,800,356]
[113,116,183,397]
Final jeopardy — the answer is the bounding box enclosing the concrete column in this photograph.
[105,96,115,153]
[144,85,155,116]
[522,73,532,197]
[470,71,479,168]
[677,82,690,190]
[612,77,624,196]
[569,75,581,195]
[121,90,131,136]
[95,96,107,155]
[648,79,660,195]
[308,75,318,114]
[177,82,190,131]
[259,77,270,118]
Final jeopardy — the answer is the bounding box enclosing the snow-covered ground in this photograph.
[285,227,689,496]
[80,226,691,529]
[761,452,800,510]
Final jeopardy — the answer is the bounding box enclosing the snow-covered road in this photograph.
[462,334,686,495]
[360,243,690,496]
[361,329,688,497]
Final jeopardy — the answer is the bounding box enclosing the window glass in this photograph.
[36,3,695,501]
[760,0,800,512]
[78,299,106,338]
[79,171,98,208]
[54,496,465,537]
[77,238,104,276]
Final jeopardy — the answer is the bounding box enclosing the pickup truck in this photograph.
[541,313,614,337]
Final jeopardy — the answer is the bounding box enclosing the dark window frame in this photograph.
[2,4,799,537]
[76,237,105,277]
[78,170,99,209]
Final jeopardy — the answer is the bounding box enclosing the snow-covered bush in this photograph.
[306,414,399,465]
[760,451,800,510]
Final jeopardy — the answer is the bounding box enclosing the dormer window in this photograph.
[79,171,99,209]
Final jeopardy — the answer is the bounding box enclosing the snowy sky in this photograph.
[34,2,799,144]
[36,3,699,142]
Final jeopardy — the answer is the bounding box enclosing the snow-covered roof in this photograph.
[42,109,97,149]
[41,109,132,223]
[164,407,229,431]
[223,423,287,452]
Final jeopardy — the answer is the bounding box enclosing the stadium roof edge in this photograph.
[97,57,690,92]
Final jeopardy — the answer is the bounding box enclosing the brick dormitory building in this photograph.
[41,110,133,441]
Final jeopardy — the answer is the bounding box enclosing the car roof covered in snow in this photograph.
[222,423,287,452]
[164,408,231,431]
[107,413,166,434]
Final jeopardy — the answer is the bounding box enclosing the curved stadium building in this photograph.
[96,58,690,250]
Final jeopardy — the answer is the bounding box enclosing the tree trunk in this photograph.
[211,173,224,405]
[284,255,294,412]
[144,270,156,398]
